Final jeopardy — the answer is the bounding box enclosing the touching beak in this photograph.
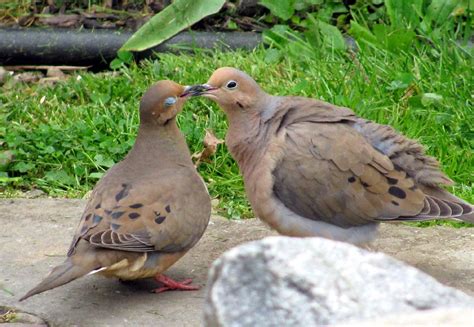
[180,84,217,97]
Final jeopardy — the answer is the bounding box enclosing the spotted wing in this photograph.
[272,121,460,227]
[68,179,187,256]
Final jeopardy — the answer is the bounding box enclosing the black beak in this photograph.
[180,84,217,97]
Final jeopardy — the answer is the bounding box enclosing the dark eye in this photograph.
[164,97,177,107]
[226,80,238,89]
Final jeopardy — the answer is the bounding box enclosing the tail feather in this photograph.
[426,197,441,217]
[417,185,474,223]
[457,207,474,223]
[445,201,464,216]
[418,198,432,215]
[20,259,96,301]
[415,196,452,219]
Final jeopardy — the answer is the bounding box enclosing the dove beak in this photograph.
[180,84,218,97]
[180,85,193,97]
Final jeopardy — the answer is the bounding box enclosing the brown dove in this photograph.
[20,81,211,301]
[186,67,473,244]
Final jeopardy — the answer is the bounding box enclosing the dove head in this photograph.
[190,67,265,114]
[139,80,190,126]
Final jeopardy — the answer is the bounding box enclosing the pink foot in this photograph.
[151,274,200,293]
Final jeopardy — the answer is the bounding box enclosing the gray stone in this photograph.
[204,237,474,327]
[336,308,474,326]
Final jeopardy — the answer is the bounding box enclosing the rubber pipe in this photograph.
[0,28,262,68]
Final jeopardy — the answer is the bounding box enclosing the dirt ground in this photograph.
[0,198,473,326]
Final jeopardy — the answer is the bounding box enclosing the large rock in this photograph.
[335,308,474,326]
[204,237,474,327]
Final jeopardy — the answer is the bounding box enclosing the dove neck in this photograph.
[226,95,277,176]
[128,120,192,167]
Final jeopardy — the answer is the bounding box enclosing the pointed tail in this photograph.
[419,185,474,223]
[20,259,97,301]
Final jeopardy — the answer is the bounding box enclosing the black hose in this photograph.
[0,28,262,68]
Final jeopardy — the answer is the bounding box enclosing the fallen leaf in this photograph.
[24,188,45,199]
[211,198,220,208]
[192,130,224,167]
[39,76,68,85]
[18,14,36,27]
[38,14,81,28]
[13,72,43,83]
[400,84,417,101]
[46,67,66,78]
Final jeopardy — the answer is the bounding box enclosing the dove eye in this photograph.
[225,80,238,89]
[164,97,177,107]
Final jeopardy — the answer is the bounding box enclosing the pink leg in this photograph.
[151,274,200,293]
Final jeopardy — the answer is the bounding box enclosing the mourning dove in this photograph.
[185,67,473,244]
[20,81,211,301]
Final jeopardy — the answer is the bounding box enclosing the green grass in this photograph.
[1,38,473,222]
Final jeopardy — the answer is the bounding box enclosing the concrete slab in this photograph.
[0,199,473,326]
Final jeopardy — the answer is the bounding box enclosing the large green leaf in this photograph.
[305,14,346,50]
[422,0,459,32]
[426,0,458,24]
[316,20,346,50]
[385,0,423,29]
[349,21,377,47]
[121,0,226,52]
[260,0,295,20]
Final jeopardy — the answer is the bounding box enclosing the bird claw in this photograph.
[151,274,200,293]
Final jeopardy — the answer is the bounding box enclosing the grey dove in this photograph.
[20,80,211,301]
[186,67,473,245]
